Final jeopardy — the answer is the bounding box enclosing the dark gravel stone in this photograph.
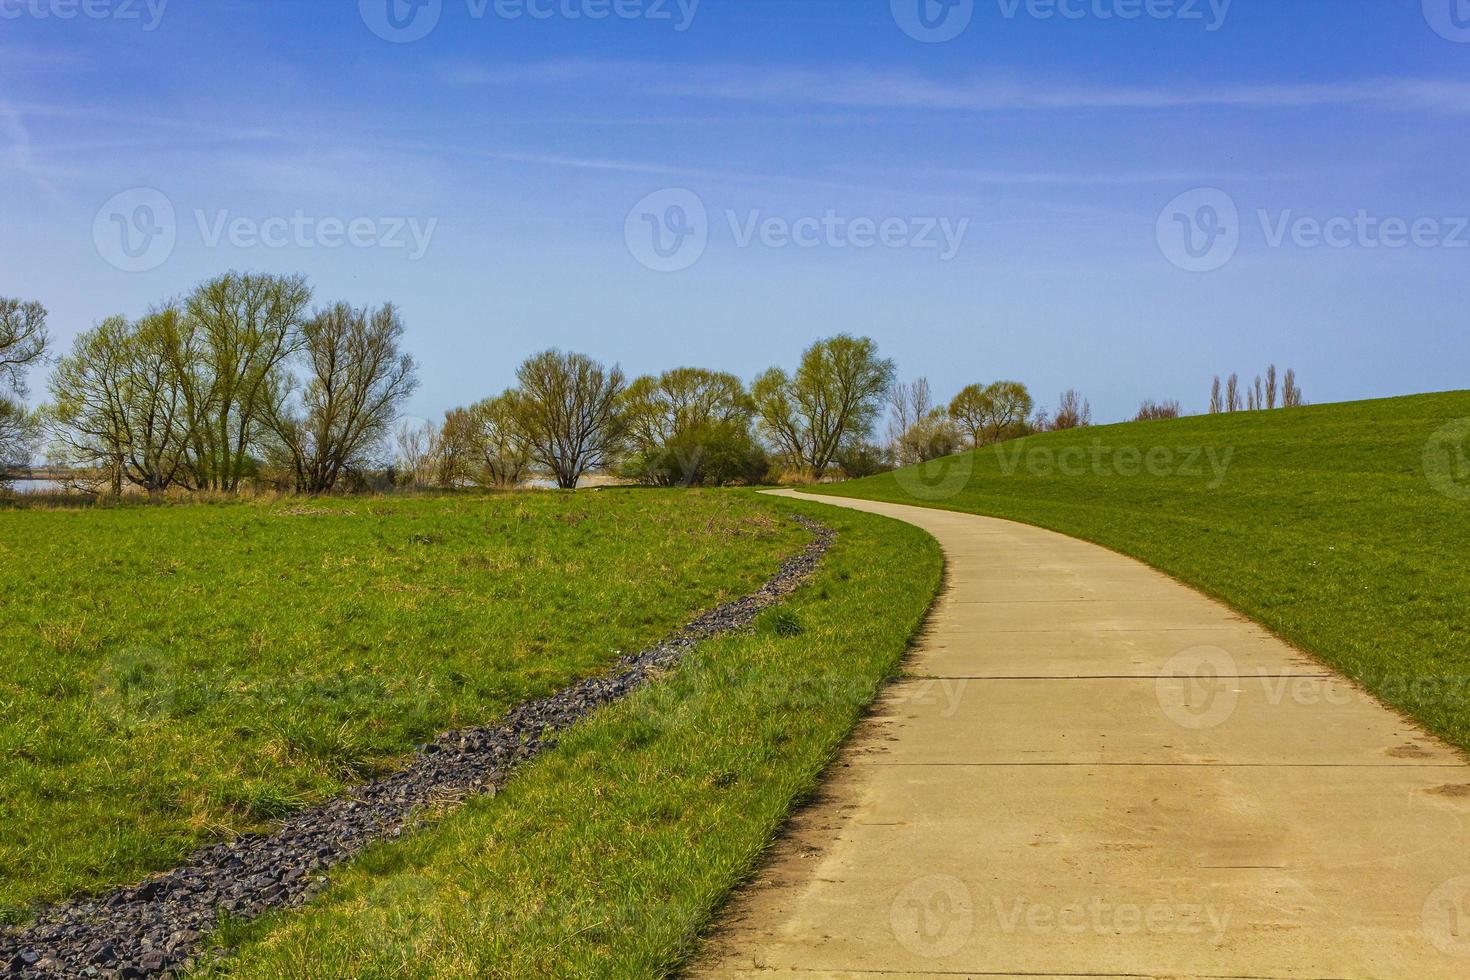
[0,517,831,978]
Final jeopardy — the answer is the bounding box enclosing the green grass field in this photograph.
[0,491,814,922]
[194,498,940,977]
[812,390,1470,752]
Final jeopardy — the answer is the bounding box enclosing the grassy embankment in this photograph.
[0,491,815,921]
[191,497,940,977]
[813,390,1470,750]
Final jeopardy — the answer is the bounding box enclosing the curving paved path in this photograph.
[696,490,1470,979]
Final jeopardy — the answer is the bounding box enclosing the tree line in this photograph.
[1209,366,1304,414]
[0,274,1308,496]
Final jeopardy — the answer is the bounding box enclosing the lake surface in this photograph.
[5,478,66,494]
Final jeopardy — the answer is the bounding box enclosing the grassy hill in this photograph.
[812,390,1470,752]
[0,491,810,920]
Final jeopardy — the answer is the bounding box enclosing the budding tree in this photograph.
[266,302,418,494]
[510,349,626,489]
[0,298,47,469]
[752,335,894,479]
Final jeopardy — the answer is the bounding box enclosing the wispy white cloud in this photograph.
[440,58,1470,115]
[0,106,64,203]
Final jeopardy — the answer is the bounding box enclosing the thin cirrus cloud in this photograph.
[441,58,1470,115]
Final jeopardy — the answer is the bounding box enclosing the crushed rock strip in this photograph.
[2,517,832,979]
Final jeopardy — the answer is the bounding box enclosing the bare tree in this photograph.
[267,303,418,494]
[1282,368,1303,408]
[1253,375,1264,412]
[887,378,933,461]
[394,419,436,488]
[434,406,482,489]
[1265,364,1279,409]
[752,335,895,479]
[1135,399,1182,421]
[1225,373,1241,413]
[1052,389,1092,430]
[510,349,626,489]
[888,378,961,465]
[1209,376,1223,414]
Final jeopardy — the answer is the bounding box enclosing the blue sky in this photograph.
[3,0,1468,424]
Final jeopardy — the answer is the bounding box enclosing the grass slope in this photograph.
[814,390,1470,752]
[0,491,808,922]
[195,498,941,978]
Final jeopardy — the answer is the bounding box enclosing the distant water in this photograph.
[5,478,66,494]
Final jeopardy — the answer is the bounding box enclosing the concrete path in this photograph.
[695,491,1470,979]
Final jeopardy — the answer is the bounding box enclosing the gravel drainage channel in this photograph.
[2,516,833,979]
